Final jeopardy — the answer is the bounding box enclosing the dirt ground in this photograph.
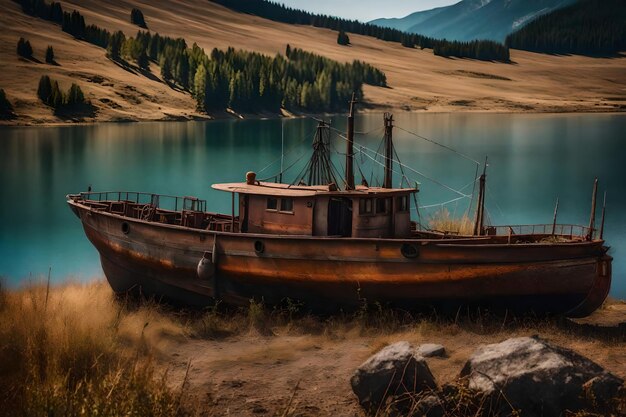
[1,0,625,126]
[161,302,626,416]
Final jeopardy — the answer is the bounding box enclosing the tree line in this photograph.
[505,0,626,56]
[37,75,87,109]
[15,0,388,113]
[210,0,511,62]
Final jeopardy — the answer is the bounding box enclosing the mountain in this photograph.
[369,6,447,32]
[370,0,576,42]
[505,0,626,55]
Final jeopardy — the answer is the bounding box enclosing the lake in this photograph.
[1,113,625,298]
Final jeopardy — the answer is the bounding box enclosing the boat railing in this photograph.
[490,224,594,239]
[75,191,207,213]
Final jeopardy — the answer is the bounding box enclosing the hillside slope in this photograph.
[372,0,576,42]
[0,0,625,125]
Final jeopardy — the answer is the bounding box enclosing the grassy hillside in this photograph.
[505,0,626,55]
[0,0,625,125]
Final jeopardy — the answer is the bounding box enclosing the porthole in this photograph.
[121,222,130,235]
[254,240,265,254]
[401,243,418,259]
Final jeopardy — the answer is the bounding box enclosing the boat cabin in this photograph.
[212,180,415,238]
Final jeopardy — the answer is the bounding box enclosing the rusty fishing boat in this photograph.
[67,98,612,317]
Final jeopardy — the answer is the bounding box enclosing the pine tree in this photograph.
[17,38,33,58]
[37,75,53,103]
[0,89,14,116]
[107,31,125,60]
[285,44,291,58]
[193,65,207,111]
[160,55,172,81]
[66,83,85,105]
[49,80,63,108]
[45,46,55,64]
[337,30,350,46]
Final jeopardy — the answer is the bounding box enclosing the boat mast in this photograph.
[383,113,394,189]
[345,93,356,190]
[587,178,598,241]
[473,158,487,236]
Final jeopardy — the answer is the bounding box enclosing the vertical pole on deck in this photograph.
[587,178,598,241]
[551,197,559,235]
[473,157,487,236]
[345,93,356,190]
[383,113,394,189]
[279,119,284,184]
[231,192,235,232]
[599,191,607,240]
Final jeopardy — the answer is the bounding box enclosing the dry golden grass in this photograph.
[428,208,475,235]
[0,280,194,417]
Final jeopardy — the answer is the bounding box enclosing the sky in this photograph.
[277,0,459,22]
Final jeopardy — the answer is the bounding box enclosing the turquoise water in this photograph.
[1,113,625,297]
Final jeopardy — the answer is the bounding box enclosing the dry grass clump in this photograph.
[0,280,195,417]
[428,209,475,235]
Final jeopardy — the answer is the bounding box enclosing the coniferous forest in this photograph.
[505,0,626,56]
[14,0,387,114]
[210,0,511,62]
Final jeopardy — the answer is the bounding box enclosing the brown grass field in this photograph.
[1,280,624,416]
[1,0,625,125]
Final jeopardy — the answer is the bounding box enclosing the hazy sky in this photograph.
[278,0,459,22]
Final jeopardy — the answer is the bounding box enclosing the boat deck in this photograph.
[68,191,596,243]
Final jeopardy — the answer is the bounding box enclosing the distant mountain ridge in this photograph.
[370,0,576,42]
[505,0,626,55]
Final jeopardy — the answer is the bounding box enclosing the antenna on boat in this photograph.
[383,113,394,189]
[587,178,598,241]
[473,157,488,236]
[345,92,356,190]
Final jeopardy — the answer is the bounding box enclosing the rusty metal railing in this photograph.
[490,224,593,239]
[77,191,207,213]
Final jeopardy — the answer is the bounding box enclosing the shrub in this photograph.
[131,8,147,28]
[337,30,350,46]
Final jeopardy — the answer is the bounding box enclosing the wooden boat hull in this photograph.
[70,202,612,318]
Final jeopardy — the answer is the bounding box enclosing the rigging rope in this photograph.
[256,125,317,175]
[395,126,481,166]
[330,126,471,198]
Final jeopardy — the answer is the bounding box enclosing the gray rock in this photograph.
[351,341,437,412]
[460,336,624,416]
[417,343,446,358]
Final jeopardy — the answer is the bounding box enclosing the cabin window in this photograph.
[280,198,294,213]
[359,198,374,215]
[266,197,278,211]
[376,198,390,214]
[396,195,409,212]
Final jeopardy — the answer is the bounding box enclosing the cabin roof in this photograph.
[212,182,416,197]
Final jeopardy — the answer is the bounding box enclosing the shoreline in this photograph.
[2,107,625,128]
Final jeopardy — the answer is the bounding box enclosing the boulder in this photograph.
[417,343,446,358]
[350,341,437,413]
[460,336,624,416]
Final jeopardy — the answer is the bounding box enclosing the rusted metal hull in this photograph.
[70,201,612,318]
